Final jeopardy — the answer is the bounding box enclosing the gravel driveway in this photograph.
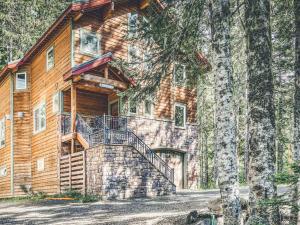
[0,187,289,225]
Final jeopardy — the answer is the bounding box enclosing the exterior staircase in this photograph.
[74,114,175,184]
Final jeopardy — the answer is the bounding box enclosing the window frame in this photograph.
[129,100,137,115]
[37,157,45,172]
[173,64,187,85]
[174,103,187,129]
[128,12,138,38]
[0,166,7,177]
[46,46,55,71]
[128,45,139,65]
[79,29,101,57]
[52,92,61,114]
[33,101,47,134]
[144,99,153,117]
[15,72,27,90]
[0,117,5,149]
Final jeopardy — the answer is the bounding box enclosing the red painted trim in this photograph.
[72,56,113,76]
[0,62,18,79]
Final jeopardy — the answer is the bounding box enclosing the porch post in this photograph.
[71,84,77,153]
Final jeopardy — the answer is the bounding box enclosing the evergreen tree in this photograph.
[245,0,280,224]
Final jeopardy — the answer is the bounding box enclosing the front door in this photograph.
[109,100,119,116]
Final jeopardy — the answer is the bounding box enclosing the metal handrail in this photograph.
[61,113,175,183]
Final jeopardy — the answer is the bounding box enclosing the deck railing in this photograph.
[61,114,175,184]
[61,113,71,135]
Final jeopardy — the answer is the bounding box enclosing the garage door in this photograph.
[157,150,185,189]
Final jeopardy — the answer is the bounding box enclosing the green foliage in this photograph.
[0,0,71,68]
[53,189,100,203]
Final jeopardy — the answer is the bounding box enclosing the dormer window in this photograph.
[16,72,27,90]
[80,29,100,56]
[47,46,54,71]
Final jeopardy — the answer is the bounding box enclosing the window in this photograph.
[80,29,100,56]
[16,72,27,90]
[174,103,186,128]
[128,12,138,38]
[144,99,153,116]
[0,118,5,148]
[0,166,7,177]
[47,46,54,71]
[37,158,45,172]
[128,45,139,65]
[173,64,186,85]
[129,100,137,114]
[33,101,46,134]
[143,51,152,71]
[52,92,61,114]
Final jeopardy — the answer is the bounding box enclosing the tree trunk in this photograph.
[276,74,284,173]
[245,0,280,224]
[210,1,241,224]
[292,0,300,224]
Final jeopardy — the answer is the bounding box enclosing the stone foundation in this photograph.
[128,117,199,189]
[86,144,176,199]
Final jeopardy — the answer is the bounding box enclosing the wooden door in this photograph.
[109,101,119,116]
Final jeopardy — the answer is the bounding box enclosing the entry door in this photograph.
[109,100,119,116]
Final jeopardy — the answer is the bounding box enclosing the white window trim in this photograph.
[174,103,186,129]
[52,92,61,114]
[173,64,187,85]
[46,46,54,71]
[33,101,47,134]
[0,165,7,177]
[79,29,101,57]
[16,72,27,90]
[0,117,5,149]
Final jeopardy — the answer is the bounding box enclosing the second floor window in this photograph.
[128,12,138,38]
[0,118,5,148]
[34,102,46,134]
[128,45,139,66]
[173,64,186,85]
[16,72,27,90]
[174,103,186,128]
[47,47,54,71]
[80,29,100,56]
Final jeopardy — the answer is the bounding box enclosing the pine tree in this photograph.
[209,0,241,224]
[245,0,280,224]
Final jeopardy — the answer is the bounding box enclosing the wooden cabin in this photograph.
[0,0,200,199]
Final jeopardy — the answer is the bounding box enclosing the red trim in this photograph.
[72,56,113,76]
[0,62,18,79]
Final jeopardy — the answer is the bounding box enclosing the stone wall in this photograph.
[127,117,199,189]
[86,145,176,199]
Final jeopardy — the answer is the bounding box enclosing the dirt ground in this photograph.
[0,187,288,225]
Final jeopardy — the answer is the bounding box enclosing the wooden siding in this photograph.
[73,5,197,123]
[30,22,72,194]
[0,75,11,197]
[73,3,131,66]
[63,90,108,116]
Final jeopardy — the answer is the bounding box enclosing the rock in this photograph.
[195,218,211,225]
[186,210,198,224]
